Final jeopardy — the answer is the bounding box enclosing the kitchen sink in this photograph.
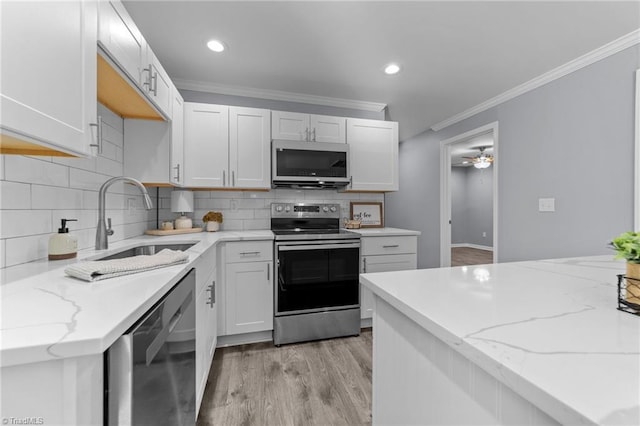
[93,243,196,261]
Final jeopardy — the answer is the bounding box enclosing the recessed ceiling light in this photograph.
[207,39,225,53]
[384,63,400,75]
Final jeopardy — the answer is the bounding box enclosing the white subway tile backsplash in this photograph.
[0,239,5,268]
[51,210,97,232]
[52,155,97,173]
[5,234,49,267]
[97,156,123,177]
[0,210,52,239]
[5,156,69,186]
[99,140,120,162]
[196,198,231,210]
[220,219,243,231]
[236,198,265,209]
[99,104,123,132]
[244,219,269,230]
[69,168,109,191]
[0,181,31,209]
[31,185,84,210]
[83,190,99,210]
[194,191,211,199]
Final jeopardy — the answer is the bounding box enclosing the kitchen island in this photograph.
[360,256,640,425]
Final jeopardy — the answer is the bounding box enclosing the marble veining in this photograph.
[361,255,640,425]
[37,287,82,358]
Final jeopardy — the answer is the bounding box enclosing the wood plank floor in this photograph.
[451,247,493,266]
[197,329,373,426]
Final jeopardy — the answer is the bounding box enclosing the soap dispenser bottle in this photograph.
[49,219,78,260]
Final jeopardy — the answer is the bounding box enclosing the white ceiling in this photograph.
[122,1,640,140]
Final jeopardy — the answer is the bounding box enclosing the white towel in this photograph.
[65,249,189,282]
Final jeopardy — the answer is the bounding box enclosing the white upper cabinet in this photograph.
[170,88,185,186]
[123,85,184,185]
[271,111,309,141]
[98,0,146,87]
[183,102,271,189]
[272,111,346,143]
[144,47,172,117]
[184,103,229,187]
[347,118,399,191]
[0,0,97,156]
[310,115,346,143]
[229,107,271,189]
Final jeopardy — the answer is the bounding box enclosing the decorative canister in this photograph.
[206,221,220,232]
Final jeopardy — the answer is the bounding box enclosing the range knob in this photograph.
[284,206,291,212]
[330,206,337,212]
[275,205,284,212]
[322,206,329,212]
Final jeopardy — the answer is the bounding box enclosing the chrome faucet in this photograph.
[96,177,153,250]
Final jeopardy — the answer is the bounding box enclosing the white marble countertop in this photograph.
[347,227,421,236]
[0,230,273,368]
[360,256,640,425]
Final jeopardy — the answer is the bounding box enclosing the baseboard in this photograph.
[451,243,494,252]
[217,330,273,347]
[361,318,372,328]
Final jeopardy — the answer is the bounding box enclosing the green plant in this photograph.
[202,211,223,223]
[611,231,640,263]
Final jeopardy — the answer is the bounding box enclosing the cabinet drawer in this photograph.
[361,236,417,256]
[225,241,273,263]
[362,254,417,273]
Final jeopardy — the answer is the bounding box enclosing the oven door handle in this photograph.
[278,243,360,251]
[277,259,287,292]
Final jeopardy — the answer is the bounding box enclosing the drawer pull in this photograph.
[240,251,260,256]
[383,244,400,248]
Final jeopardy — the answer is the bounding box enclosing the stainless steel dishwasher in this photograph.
[106,268,196,426]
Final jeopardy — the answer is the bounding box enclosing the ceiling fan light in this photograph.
[473,158,491,169]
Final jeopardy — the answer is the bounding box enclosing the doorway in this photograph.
[440,122,498,267]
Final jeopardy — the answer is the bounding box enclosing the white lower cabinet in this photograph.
[360,236,418,319]
[221,241,273,336]
[195,248,217,414]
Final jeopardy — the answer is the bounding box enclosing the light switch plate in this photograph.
[538,198,555,212]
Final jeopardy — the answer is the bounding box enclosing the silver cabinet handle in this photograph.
[304,128,309,141]
[142,65,152,90]
[267,263,270,281]
[383,245,400,248]
[312,127,316,141]
[173,164,180,182]
[232,170,235,187]
[222,170,226,186]
[151,71,158,96]
[363,257,367,273]
[240,251,260,256]
[89,116,103,154]
[207,282,215,307]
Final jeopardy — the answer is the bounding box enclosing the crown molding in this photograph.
[431,29,640,132]
[174,79,387,112]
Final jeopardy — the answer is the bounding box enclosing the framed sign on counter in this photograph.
[350,202,383,228]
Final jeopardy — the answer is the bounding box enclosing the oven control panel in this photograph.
[271,203,340,218]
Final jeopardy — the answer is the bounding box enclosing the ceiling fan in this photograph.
[463,146,494,169]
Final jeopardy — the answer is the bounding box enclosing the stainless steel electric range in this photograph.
[271,203,361,345]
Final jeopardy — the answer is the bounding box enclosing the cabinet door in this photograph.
[98,0,146,87]
[1,0,97,156]
[225,262,273,335]
[146,48,172,117]
[229,107,271,189]
[196,277,216,412]
[310,115,346,143]
[184,103,229,187]
[347,118,399,191]
[361,254,417,319]
[170,88,184,186]
[271,111,310,141]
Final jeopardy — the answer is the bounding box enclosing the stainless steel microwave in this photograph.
[272,140,350,189]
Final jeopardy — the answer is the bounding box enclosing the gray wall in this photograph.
[386,45,638,268]
[180,90,385,120]
[451,166,494,247]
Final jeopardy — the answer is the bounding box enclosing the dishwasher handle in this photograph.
[145,290,192,366]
